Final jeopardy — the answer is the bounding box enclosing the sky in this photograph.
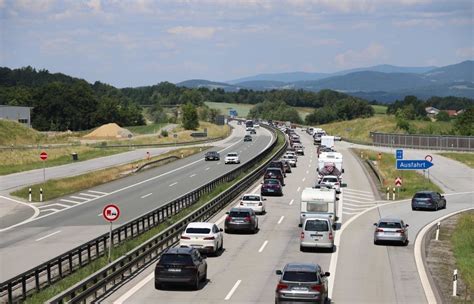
[1,0,473,87]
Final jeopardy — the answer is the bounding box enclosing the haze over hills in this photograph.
[177,60,474,102]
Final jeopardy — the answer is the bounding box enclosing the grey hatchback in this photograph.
[275,263,330,304]
[412,191,447,211]
[224,208,258,234]
[373,217,409,245]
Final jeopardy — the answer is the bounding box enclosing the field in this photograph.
[371,104,388,114]
[452,211,474,294]
[205,101,315,119]
[439,152,474,168]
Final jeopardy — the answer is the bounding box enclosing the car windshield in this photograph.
[305,220,329,231]
[243,195,260,201]
[282,271,319,283]
[185,227,211,234]
[323,178,338,183]
[228,153,237,157]
[159,254,193,265]
[285,155,294,159]
[414,193,431,198]
[379,222,402,228]
[265,180,280,185]
[229,211,251,217]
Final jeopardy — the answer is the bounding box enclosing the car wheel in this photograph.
[193,274,200,290]
[155,281,162,290]
[444,202,447,209]
[202,268,207,282]
[434,204,439,211]
[225,229,231,234]
[412,207,416,211]
[374,240,379,245]
[403,239,409,246]
[220,239,224,251]
[300,245,305,252]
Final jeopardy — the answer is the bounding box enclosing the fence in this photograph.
[0,125,283,303]
[370,132,474,151]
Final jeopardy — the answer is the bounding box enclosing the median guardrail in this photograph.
[0,125,284,303]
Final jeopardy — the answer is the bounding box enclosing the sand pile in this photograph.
[83,123,132,139]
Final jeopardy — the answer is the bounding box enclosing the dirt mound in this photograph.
[83,123,132,139]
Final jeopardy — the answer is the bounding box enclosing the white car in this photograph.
[179,222,224,255]
[225,152,240,164]
[293,144,305,155]
[319,175,341,193]
[285,150,298,160]
[254,123,260,128]
[240,193,266,214]
[283,154,297,167]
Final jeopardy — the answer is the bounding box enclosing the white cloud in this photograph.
[335,42,388,67]
[0,0,5,8]
[167,26,219,39]
[314,39,341,46]
[456,47,474,59]
[393,18,443,28]
[15,0,56,12]
[86,0,102,12]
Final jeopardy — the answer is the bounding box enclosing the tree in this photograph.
[179,89,203,106]
[181,103,199,130]
[436,111,450,121]
[453,108,474,136]
[396,118,411,132]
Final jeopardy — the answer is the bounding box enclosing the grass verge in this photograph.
[451,212,474,295]
[355,149,442,199]
[439,152,474,168]
[24,129,285,303]
[11,147,209,202]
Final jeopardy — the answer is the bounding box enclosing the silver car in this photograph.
[275,263,330,304]
[300,217,335,252]
[373,217,409,245]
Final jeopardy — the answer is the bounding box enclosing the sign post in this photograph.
[40,151,48,182]
[425,155,433,183]
[102,204,120,263]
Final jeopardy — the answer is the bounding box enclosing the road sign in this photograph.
[396,159,434,170]
[395,176,403,187]
[425,155,433,162]
[102,204,120,222]
[40,151,48,161]
[396,149,403,160]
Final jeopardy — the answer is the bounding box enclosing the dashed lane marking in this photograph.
[190,174,196,177]
[289,199,294,205]
[59,199,82,204]
[35,230,61,242]
[169,182,178,187]
[258,240,269,253]
[225,280,242,301]
[79,193,101,198]
[140,193,152,199]
[278,216,285,224]
[297,187,301,192]
[87,190,108,195]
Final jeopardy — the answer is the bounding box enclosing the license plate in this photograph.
[168,268,181,272]
[292,287,308,291]
[267,189,274,192]
[235,220,244,223]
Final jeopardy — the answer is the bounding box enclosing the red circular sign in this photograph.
[102,204,120,222]
[40,151,48,161]
[425,155,433,162]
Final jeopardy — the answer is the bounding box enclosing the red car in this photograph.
[261,179,283,196]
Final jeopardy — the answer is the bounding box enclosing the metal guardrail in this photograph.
[93,136,226,149]
[366,159,385,187]
[0,125,283,303]
[48,128,287,303]
[370,132,474,151]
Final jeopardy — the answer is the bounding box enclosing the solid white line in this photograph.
[344,188,373,195]
[344,198,375,204]
[278,216,285,224]
[40,208,59,213]
[35,230,61,242]
[289,199,294,205]
[38,203,70,209]
[113,272,154,304]
[79,193,101,198]
[258,240,269,253]
[415,207,474,304]
[205,167,210,171]
[297,187,301,192]
[140,193,152,199]
[342,206,370,211]
[69,196,90,201]
[87,190,108,195]
[225,280,242,300]
[59,199,82,204]
[343,202,375,207]
[342,211,361,215]
[169,182,178,187]
[190,174,196,177]
[0,196,40,225]
[343,192,374,199]
[306,170,309,174]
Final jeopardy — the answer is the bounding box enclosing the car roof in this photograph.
[284,263,320,272]
[229,207,253,212]
[164,246,195,255]
[243,193,261,197]
[415,190,436,194]
[227,152,238,155]
[264,178,281,183]
[186,222,214,229]
[378,217,402,223]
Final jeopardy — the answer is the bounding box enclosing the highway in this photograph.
[0,122,275,281]
[102,128,473,304]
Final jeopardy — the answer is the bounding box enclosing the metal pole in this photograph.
[40,188,43,202]
[453,269,458,296]
[387,187,390,200]
[28,188,32,202]
[435,222,440,241]
[43,160,46,182]
[392,188,396,200]
[108,221,113,263]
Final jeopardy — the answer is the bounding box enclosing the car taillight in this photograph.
[311,284,323,292]
[329,232,333,240]
[181,235,191,239]
[226,216,232,222]
[244,216,251,222]
[300,231,304,239]
[240,202,244,205]
[276,283,288,291]
[376,228,384,232]
[258,202,263,206]
[335,182,340,185]
[396,229,404,233]
[204,236,215,240]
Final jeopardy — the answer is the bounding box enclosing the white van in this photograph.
[318,152,344,173]
[320,135,335,149]
[300,188,338,226]
[300,216,335,252]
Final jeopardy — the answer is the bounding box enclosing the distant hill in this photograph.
[422,60,473,83]
[176,79,239,91]
[228,72,329,84]
[333,64,437,76]
[234,80,289,90]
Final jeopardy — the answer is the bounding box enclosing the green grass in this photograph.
[23,128,285,303]
[126,123,167,135]
[371,105,387,115]
[356,149,442,199]
[451,211,474,292]
[438,153,474,168]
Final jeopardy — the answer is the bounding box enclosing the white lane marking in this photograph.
[343,192,374,199]
[40,208,59,213]
[38,203,69,209]
[217,162,221,165]
[88,190,108,195]
[0,196,39,226]
[205,167,210,171]
[342,206,371,211]
[98,213,102,216]
[289,199,294,205]
[297,187,301,192]
[113,272,154,304]
[415,207,474,304]
[310,159,312,163]
[258,240,269,253]
[140,193,152,199]
[343,202,376,207]
[344,188,373,195]
[278,216,285,224]
[306,170,309,174]
[342,211,361,215]
[59,199,82,204]
[190,174,196,177]
[69,196,90,201]
[0,126,274,232]
[225,280,242,300]
[344,198,374,204]
[35,230,61,242]
[169,182,178,187]
[302,177,306,182]
[79,193,101,198]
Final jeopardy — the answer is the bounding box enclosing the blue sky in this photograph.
[1,0,473,87]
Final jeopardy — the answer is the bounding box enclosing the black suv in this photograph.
[204,151,220,161]
[155,247,207,290]
[412,191,447,211]
[268,161,286,177]
[244,135,252,142]
[264,168,285,186]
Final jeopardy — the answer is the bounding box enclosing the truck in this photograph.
[299,187,338,226]
[320,135,335,148]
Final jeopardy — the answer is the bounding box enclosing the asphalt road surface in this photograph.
[0,123,274,281]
